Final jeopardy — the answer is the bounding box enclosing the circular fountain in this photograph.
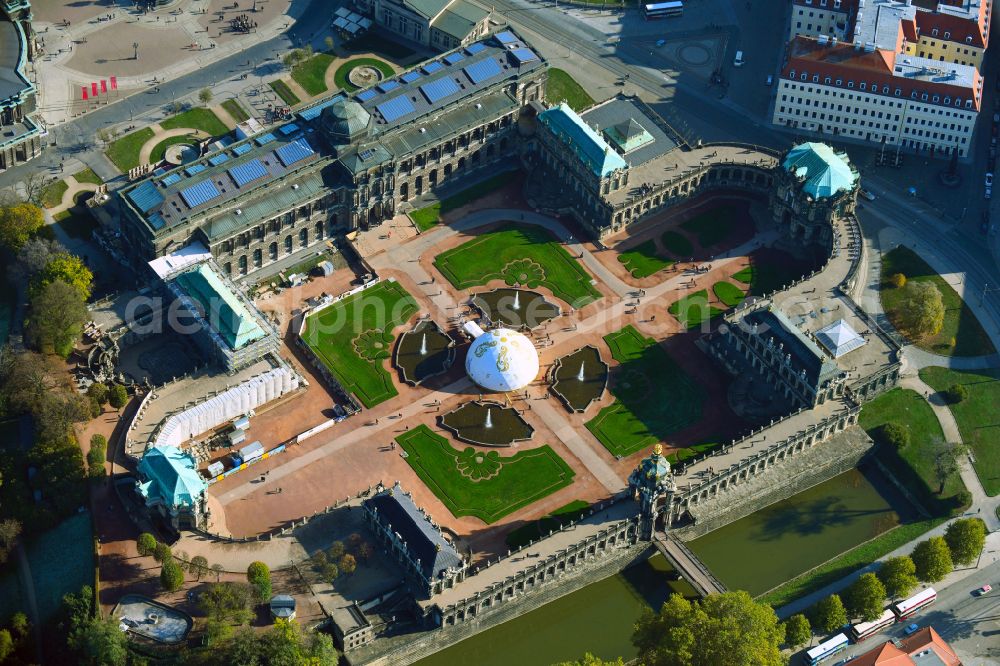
[471,288,561,330]
[550,345,609,413]
[395,320,455,385]
[440,400,534,447]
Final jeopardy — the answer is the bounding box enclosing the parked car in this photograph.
[656,39,666,47]
[986,173,994,187]
[903,623,920,636]
[986,187,992,200]
[974,584,993,596]
[860,189,876,201]
[766,74,773,86]
[993,113,1000,123]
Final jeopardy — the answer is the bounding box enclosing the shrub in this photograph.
[137,532,157,557]
[87,382,109,405]
[108,384,129,409]
[160,559,184,592]
[878,422,910,449]
[888,272,907,288]
[247,561,271,601]
[944,383,968,404]
[153,542,172,563]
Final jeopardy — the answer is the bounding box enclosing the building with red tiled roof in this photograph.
[850,626,962,666]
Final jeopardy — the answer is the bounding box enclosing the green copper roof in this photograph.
[782,142,858,199]
[174,264,264,350]
[604,118,654,154]
[538,103,628,178]
[137,445,207,510]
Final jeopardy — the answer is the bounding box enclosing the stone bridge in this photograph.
[652,531,726,597]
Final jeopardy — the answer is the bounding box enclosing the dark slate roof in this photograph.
[743,309,841,386]
[364,484,463,580]
[0,18,31,102]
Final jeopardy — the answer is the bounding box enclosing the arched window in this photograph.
[238,255,248,275]
[269,242,278,261]
[299,228,308,248]
[253,249,262,268]
[284,235,292,254]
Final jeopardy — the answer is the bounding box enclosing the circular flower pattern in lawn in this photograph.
[501,259,545,288]
[615,368,651,402]
[353,329,393,361]
[455,447,502,481]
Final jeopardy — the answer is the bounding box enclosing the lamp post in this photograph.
[133,41,139,60]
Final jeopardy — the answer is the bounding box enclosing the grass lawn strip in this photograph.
[269,80,301,106]
[858,387,968,514]
[73,167,102,186]
[105,127,155,172]
[303,281,417,408]
[221,99,250,123]
[617,239,673,278]
[149,134,196,164]
[880,247,994,356]
[712,281,745,308]
[408,171,516,232]
[585,325,704,457]
[160,107,229,136]
[546,68,595,112]
[291,51,336,96]
[919,366,1000,496]
[397,426,575,524]
[434,223,601,306]
[680,206,736,248]
[668,289,723,329]
[335,58,395,91]
[505,500,590,548]
[660,230,693,258]
[39,179,68,209]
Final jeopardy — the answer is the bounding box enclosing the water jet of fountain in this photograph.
[513,291,520,310]
[485,408,493,429]
[577,361,586,382]
[420,333,428,356]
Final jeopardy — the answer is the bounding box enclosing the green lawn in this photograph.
[105,127,155,172]
[160,107,229,136]
[732,250,815,296]
[712,281,745,308]
[270,79,301,106]
[396,426,576,524]
[291,51,336,96]
[221,98,250,123]
[346,32,415,58]
[667,289,723,329]
[39,178,68,209]
[335,58,395,92]
[680,206,736,248]
[660,230,693,258]
[546,68,595,112]
[302,281,417,408]
[434,223,601,307]
[880,247,994,356]
[617,239,674,278]
[73,167,102,186]
[53,209,98,240]
[408,171,516,232]
[859,388,969,515]
[505,500,590,548]
[148,134,196,164]
[920,367,1000,496]
[586,326,705,457]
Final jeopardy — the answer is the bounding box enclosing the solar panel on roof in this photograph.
[359,148,376,161]
[444,52,465,65]
[255,133,276,146]
[496,30,517,44]
[148,213,166,230]
[375,95,416,123]
[400,71,421,83]
[421,61,444,74]
[299,95,345,122]
[278,122,299,135]
[510,48,539,65]
[127,181,164,213]
[419,77,461,104]
[233,143,252,156]
[357,89,377,102]
[153,167,167,176]
[208,153,230,166]
[464,58,502,85]
[161,173,182,186]
[185,164,206,176]
[180,180,221,209]
[228,159,267,187]
[275,138,316,167]
[464,43,486,55]
[377,81,400,93]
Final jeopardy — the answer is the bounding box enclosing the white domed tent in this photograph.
[465,327,539,392]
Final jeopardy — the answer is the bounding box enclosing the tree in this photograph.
[810,594,848,634]
[10,611,29,640]
[555,654,625,666]
[339,553,357,576]
[324,36,334,51]
[944,518,986,566]
[633,591,784,666]
[358,541,373,563]
[308,631,339,664]
[888,272,907,288]
[898,281,945,340]
[87,434,107,478]
[198,582,255,628]
[783,613,811,649]
[0,628,12,662]
[226,626,261,665]
[260,618,305,665]
[199,88,213,104]
[0,203,45,251]
[26,279,88,357]
[190,555,209,580]
[153,542,172,563]
[877,556,918,600]
[327,541,345,560]
[87,382,109,406]
[348,532,363,550]
[59,585,94,637]
[934,447,960,494]
[136,532,157,557]
[878,422,910,450]
[211,563,224,581]
[8,237,66,283]
[32,252,93,300]
[912,536,953,582]
[321,562,339,581]
[845,573,886,622]
[108,384,129,410]
[0,520,21,566]
[944,383,968,404]
[68,616,128,666]
[160,559,184,592]
[247,561,271,601]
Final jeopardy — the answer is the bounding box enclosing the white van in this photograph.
[766,74,773,86]
[734,51,745,67]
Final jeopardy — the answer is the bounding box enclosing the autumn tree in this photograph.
[898,281,945,340]
[31,252,93,300]
[0,203,45,251]
[339,553,357,576]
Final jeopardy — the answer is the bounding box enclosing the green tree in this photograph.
[68,616,128,666]
[845,573,886,622]
[160,559,184,592]
[633,591,784,666]
[308,631,339,664]
[226,626,261,665]
[260,617,304,665]
[153,542,172,563]
[198,88,213,104]
[888,272,906,288]
[877,556,919,600]
[108,384,129,410]
[32,252,93,300]
[944,383,968,404]
[912,536,953,582]
[87,434,107,478]
[810,594,848,634]
[339,553,357,576]
[321,562,339,581]
[10,611,29,639]
[944,518,987,566]
[0,203,45,251]
[86,382,109,405]
[198,582,255,636]
[26,279,88,357]
[59,585,94,636]
[136,532,157,557]
[555,654,625,666]
[211,563,224,581]
[898,281,945,340]
[878,422,910,450]
[247,561,272,601]
[783,613,811,649]
[190,555,209,580]
[0,629,13,662]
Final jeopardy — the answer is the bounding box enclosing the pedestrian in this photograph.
[650,315,656,321]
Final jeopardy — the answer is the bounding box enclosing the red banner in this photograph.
[91,82,98,96]
[82,86,88,100]
[110,76,117,91]
[100,80,107,94]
